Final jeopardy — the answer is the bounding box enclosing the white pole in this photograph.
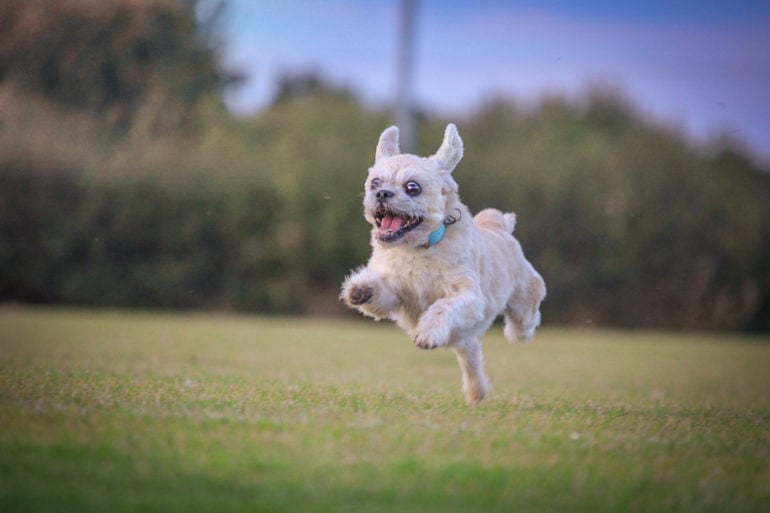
[395,0,417,153]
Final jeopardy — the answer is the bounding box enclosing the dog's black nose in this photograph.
[376,189,394,201]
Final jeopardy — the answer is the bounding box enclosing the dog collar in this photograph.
[424,223,446,248]
[421,208,463,248]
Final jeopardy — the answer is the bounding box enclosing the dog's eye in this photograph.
[404,180,422,196]
[370,178,382,190]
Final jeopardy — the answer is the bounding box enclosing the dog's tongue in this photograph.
[380,214,403,233]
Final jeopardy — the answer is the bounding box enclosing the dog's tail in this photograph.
[474,209,517,234]
[502,212,517,234]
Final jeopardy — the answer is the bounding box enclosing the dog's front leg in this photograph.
[414,290,484,350]
[453,338,489,405]
[340,266,398,320]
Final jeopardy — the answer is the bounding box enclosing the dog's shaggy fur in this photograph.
[340,124,546,404]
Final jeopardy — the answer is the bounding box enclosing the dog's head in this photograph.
[363,124,463,247]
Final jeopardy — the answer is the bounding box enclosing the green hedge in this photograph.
[2,92,768,330]
[0,158,299,312]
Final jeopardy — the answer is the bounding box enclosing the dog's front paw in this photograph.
[413,308,451,350]
[345,284,374,306]
[413,327,449,350]
[414,332,440,350]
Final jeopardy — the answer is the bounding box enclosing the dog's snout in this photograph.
[376,189,395,202]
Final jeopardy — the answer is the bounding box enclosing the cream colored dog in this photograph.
[340,124,546,404]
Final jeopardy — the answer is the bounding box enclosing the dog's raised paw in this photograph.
[347,285,374,306]
[413,330,446,350]
[414,335,438,350]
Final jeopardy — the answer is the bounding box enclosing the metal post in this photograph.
[395,0,417,153]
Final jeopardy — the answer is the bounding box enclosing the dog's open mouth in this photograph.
[374,207,423,242]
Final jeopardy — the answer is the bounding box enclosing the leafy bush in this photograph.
[0,156,293,311]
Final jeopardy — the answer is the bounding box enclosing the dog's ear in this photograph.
[431,123,463,172]
[375,126,400,163]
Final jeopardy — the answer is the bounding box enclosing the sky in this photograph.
[215,0,770,161]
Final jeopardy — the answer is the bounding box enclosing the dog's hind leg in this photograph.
[504,308,540,342]
[453,338,489,405]
[503,274,546,342]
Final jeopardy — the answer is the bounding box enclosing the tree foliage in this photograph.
[0,1,768,330]
[0,0,221,130]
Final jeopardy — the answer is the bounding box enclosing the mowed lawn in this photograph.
[1,307,768,513]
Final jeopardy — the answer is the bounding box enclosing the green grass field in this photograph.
[1,306,768,512]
